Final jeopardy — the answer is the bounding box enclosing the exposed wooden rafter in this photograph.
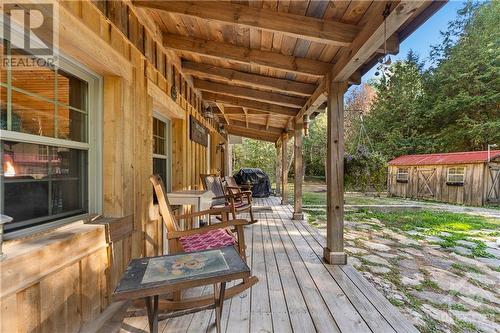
[331,1,424,82]
[226,125,279,142]
[297,1,423,121]
[242,107,249,128]
[163,34,330,77]
[215,103,229,124]
[202,92,298,117]
[182,62,316,97]
[134,1,360,47]
[194,79,307,108]
[229,120,283,135]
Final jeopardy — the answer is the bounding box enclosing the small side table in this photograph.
[167,190,213,228]
[113,246,250,333]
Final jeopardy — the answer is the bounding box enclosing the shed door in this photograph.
[486,166,500,203]
[417,168,437,198]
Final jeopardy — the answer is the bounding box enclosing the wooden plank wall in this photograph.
[0,1,227,331]
[388,164,486,206]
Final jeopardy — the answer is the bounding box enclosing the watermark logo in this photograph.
[1,1,59,68]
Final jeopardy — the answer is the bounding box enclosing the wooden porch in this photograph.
[100,197,417,333]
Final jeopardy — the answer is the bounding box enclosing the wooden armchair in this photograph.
[201,174,257,224]
[149,175,258,311]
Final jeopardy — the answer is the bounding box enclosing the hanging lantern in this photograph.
[203,104,214,119]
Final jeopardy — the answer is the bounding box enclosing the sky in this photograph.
[361,1,466,83]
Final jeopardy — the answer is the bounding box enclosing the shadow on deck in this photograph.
[99,197,417,333]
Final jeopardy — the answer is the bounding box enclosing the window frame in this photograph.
[152,112,172,192]
[396,167,409,183]
[1,53,102,240]
[446,166,465,186]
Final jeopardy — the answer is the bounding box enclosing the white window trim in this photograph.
[1,52,103,240]
[447,167,465,184]
[396,168,409,182]
[153,112,172,192]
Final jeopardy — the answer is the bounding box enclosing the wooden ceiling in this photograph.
[134,0,446,142]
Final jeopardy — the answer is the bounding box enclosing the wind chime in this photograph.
[375,4,393,80]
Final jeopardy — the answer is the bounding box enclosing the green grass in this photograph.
[345,210,499,232]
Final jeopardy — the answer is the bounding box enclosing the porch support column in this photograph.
[323,79,347,265]
[275,140,282,196]
[293,118,304,220]
[281,133,288,205]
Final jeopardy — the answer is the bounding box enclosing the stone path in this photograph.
[313,216,500,333]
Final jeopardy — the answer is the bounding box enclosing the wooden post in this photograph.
[293,118,304,220]
[281,133,288,205]
[323,79,347,265]
[226,143,233,176]
[275,140,282,196]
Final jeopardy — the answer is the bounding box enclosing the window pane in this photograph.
[57,69,88,111]
[1,86,6,129]
[2,141,88,232]
[11,57,56,101]
[57,106,86,142]
[12,90,55,137]
[153,157,167,183]
[1,42,6,84]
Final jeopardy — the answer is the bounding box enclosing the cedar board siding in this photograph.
[388,162,493,206]
[0,1,226,332]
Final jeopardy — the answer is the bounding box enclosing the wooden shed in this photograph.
[388,150,500,206]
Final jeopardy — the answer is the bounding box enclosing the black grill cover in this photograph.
[233,168,271,198]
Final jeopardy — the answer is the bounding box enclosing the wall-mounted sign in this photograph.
[190,115,208,147]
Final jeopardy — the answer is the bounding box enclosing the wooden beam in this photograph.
[295,80,328,120]
[331,1,425,82]
[376,35,399,54]
[163,34,330,77]
[281,133,289,205]
[202,92,298,117]
[193,79,307,108]
[293,117,304,220]
[324,80,347,265]
[242,107,249,128]
[183,62,317,97]
[223,107,267,115]
[215,103,229,124]
[134,1,359,47]
[226,125,279,142]
[229,120,283,135]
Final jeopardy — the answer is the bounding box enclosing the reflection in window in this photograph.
[1,141,88,232]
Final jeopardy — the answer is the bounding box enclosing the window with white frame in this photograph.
[396,168,409,182]
[447,167,465,184]
[152,116,171,194]
[1,41,101,235]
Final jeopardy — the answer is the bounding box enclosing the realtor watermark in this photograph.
[1,1,59,69]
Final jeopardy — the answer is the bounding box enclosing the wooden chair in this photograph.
[201,174,258,224]
[149,174,258,311]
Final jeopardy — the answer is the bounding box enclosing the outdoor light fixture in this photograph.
[203,104,214,119]
[375,4,393,80]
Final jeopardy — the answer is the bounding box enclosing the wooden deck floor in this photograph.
[103,197,418,333]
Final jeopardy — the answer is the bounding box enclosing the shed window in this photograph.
[447,167,465,184]
[396,168,409,182]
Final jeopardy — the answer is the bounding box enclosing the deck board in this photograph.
[111,197,417,333]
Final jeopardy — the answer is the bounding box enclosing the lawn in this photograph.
[306,208,499,258]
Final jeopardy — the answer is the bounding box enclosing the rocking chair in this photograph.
[149,174,258,311]
[201,174,258,224]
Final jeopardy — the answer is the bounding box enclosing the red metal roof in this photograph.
[388,150,500,166]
